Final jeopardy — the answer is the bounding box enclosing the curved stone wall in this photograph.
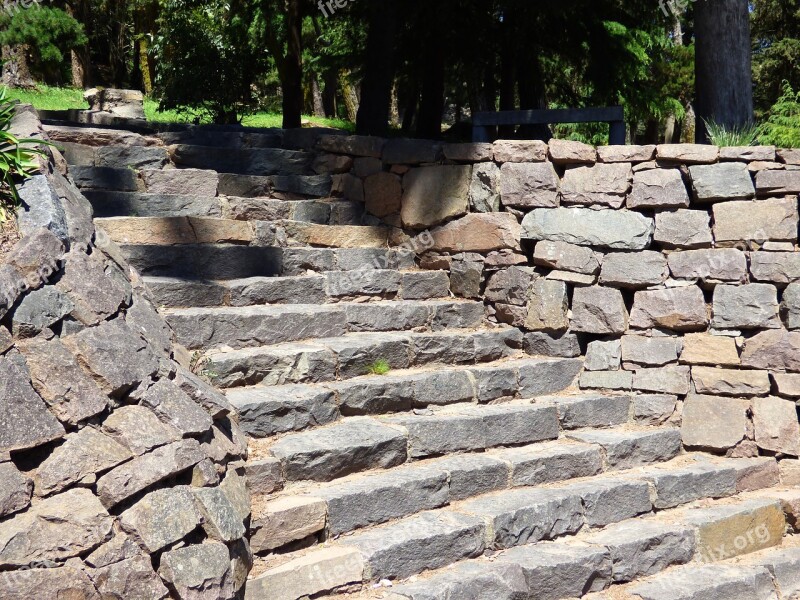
[0,106,250,598]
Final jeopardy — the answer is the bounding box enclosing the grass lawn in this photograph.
[6,85,353,131]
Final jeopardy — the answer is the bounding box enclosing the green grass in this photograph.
[4,85,88,110]
[704,119,761,147]
[365,359,391,376]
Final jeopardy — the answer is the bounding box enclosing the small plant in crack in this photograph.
[365,359,391,376]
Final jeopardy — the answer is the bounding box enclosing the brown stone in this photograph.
[365,172,402,218]
[679,333,740,367]
[401,165,471,229]
[427,213,521,253]
[752,396,800,456]
[681,394,749,450]
[656,144,719,163]
[549,139,596,164]
[742,329,800,372]
[629,286,709,332]
[691,367,771,397]
[492,140,548,163]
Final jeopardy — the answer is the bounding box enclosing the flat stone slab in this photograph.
[521,207,654,250]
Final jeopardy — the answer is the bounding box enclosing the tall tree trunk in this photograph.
[1,46,36,89]
[517,53,550,141]
[322,70,338,118]
[311,77,325,117]
[401,78,419,133]
[340,72,360,122]
[281,0,304,128]
[695,0,753,142]
[498,8,516,139]
[416,6,446,139]
[390,82,400,128]
[356,0,398,136]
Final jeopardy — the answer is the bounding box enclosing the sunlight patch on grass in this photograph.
[5,85,88,111]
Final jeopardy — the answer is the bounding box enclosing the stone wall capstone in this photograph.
[0,106,249,599]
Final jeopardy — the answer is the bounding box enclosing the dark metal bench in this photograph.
[472,106,626,144]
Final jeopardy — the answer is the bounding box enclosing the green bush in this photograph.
[759,81,800,148]
[0,89,50,222]
[0,7,87,84]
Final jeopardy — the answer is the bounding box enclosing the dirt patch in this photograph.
[0,217,20,262]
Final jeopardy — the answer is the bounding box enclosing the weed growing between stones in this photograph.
[365,359,391,376]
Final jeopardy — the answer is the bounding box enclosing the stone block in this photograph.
[654,210,713,249]
[752,396,800,456]
[468,162,501,212]
[364,172,402,218]
[628,168,690,209]
[523,332,581,358]
[630,286,709,332]
[549,139,596,164]
[585,339,622,371]
[680,333,740,366]
[533,240,600,274]
[713,197,798,244]
[140,168,218,196]
[564,478,652,527]
[691,366,770,396]
[620,335,680,367]
[656,144,719,163]
[427,213,521,253]
[712,284,781,329]
[390,561,528,600]
[750,251,800,283]
[401,165,471,229]
[493,139,548,162]
[598,144,656,163]
[0,463,32,518]
[545,394,630,429]
[522,207,654,250]
[601,251,668,288]
[245,458,283,495]
[632,366,691,395]
[641,461,737,509]
[158,542,232,600]
[561,163,631,208]
[516,358,583,396]
[668,248,748,283]
[580,370,633,391]
[756,168,800,195]
[251,496,326,551]
[485,266,537,306]
[434,454,510,501]
[634,394,678,425]
[689,162,756,201]
[571,286,628,334]
[524,279,569,332]
[569,428,682,470]
[498,440,603,487]
[500,162,560,208]
[741,329,800,371]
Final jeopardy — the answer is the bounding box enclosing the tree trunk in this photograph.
[1,46,36,89]
[416,8,446,139]
[311,77,325,118]
[498,8,517,139]
[356,0,398,136]
[281,0,304,129]
[694,0,753,142]
[322,70,338,118]
[390,82,400,128]
[340,72,360,122]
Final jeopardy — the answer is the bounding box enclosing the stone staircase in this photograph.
[47,121,800,600]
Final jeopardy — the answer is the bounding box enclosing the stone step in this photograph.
[157,129,284,149]
[229,357,585,437]
[244,457,784,600]
[164,300,487,350]
[168,144,316,177]
[253,395,648,483]
[72,165,221,196]
[249,427,681,552]
[144,268,451,309]
[96,216,254,246]
[124,245,415,279]
[60,142,169,169]
[84,190,224,218]
[224,197,363,225]
[206,327,522,388]
[121,244,283,279]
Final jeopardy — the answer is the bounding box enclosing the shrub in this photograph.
[0,88,49,222]
[703,119,760,147]
[0,7,87,84]
[365,359,391,376]
[758,81,800,148]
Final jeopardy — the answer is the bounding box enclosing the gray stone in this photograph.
[545,394,630,429]
[784,282,800,329]
[498,440,603,487]
[411,370,477,406]
[561,163,631,207]
[549,139,596,164]
[756,168,800,194]
[140,168,218,196]
[516,358,583,396]
[390,561,528,600]
[16,174,69,242]
[563,477,652,527]
[56,250,129,326]
[630,286,709,331]
[742,329,800,371]
[173,367,234,418]
[598,144,656,163]
[329,375,414,415]
[445,142,494,162]
[497,544,611,600]
[579,370,632,391]
[426,212,521,253]
[691,366,771,396]
[628,168,690,209]
[71,165,139,191]
[434,454,510,501]
[96,145,168,169]
[752,396,800,456]
[750,252,800,283]
[63,318,160,398]
[345,510,486,580]
[747,547,800,599]
[468,364,517,402]
[229,384,338,437]
[524,279,569,332]
[450,254,484,299]
[533,240,600,274]
[318,134,384,157]
[712,284,780,329]
[400,271,451,300]
[689,162,756,201]
[0,357,65,453]
[523,332,581,358]
[586,520,695,582]
[569,428,682,470]
[159,542,232,600]
[365,172,402,218]
[585,340,622,371]
[0,565,102,600]
[621,335,680,366]
[96,439,205,508]
[0,488,113,567]
[140,379,214,437]
[630,564,777,600]
[316,465,449,535]
[384,138,441,164]
[657,144,719,163]
[102,406,181,455]
[522,207,654,250]
[679,333,741,367]
[401,165,471,229]
[713,197,798,244]
[11,287,73,337]
[654,210,713,249]
[632,366,691,395]
[570,286,629,334]
[35,427,133,496]
[245,458,283,494]
[193,486,247,542]
[600,251,668,288]
[120,486,202,552]
[125,294,173,355]
[469,162,501,212]
[641,461,737,509]
[89,555,170,600]
[228,275,326,306]
[0,463,32,518]
[250,496,326,551]
[668,248,748,282]
[493,139,549,162]
[460,487,583,548]
[269,420,407,482]
[485,266,537,305]
[721,146,776,161]
[500,162,560,208]
[18,335,107,425]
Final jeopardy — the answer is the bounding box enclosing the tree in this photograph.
[751,0,800,114]
[355,1,398,136]
[694,0,753,142]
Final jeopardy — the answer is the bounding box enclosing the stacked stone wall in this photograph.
[319,135,800,460]
[0,107,250,598]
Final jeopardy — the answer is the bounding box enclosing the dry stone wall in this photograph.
[0,107,250,598]
[321,135,800,461]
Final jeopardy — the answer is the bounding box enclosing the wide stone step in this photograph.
[244,457,783,600]
[229,358,588,437]
[164,300,487,350]
[169,144,314,176]
[207,327,522,388]
[224,196,363,225]
[157,129,284,149]
[249,427,682,552]
[144,268,451,309]
[121,244,283,279]
[84,190,224,218]
[96,216,254,245]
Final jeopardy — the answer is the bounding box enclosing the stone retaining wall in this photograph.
[0,107,250,598]
[321,135,800,460]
